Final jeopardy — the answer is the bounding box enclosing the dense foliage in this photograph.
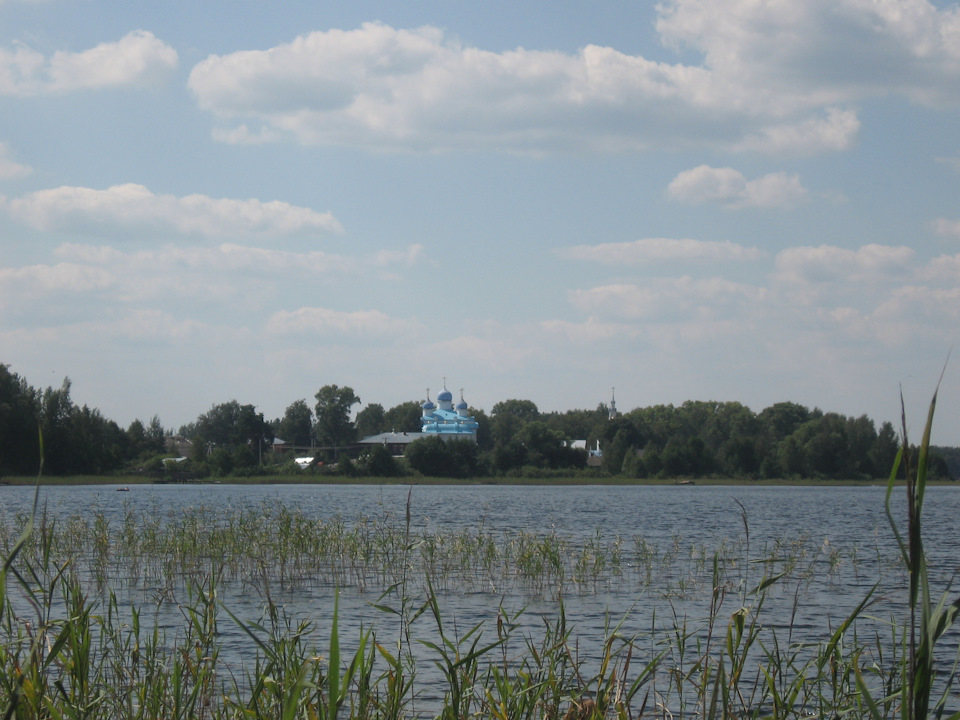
[0,365,165,477]
[0,363,952,480]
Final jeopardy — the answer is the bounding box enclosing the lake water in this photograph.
[1,482,958,715]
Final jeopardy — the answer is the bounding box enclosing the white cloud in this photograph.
[561,237,763,264]
[668,165,809,208]
[424,330,541,375]
[773,244,915,286]
[57,243,408,299]
[931,218,960,238]
[187,2,960,155]
[731,108,861,155]
[919,252,960,283]
[0,31,178,95]
[0,262,114,294]
[569,277,764,321]
[266,307,421,336]
[5,184,344,238]
[0,236,425,324]
[186,21,847,155]
[936,155,960,172]
[656,0,960,109]
[211,124,283,145]
[539,318,638,344]
[0,142,31,179]
[559,242,960,357]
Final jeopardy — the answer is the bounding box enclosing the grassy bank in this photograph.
[1,473,952,486]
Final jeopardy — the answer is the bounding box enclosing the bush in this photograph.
[360,445,401,477]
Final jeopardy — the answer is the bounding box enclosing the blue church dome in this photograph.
[420,381,478,441]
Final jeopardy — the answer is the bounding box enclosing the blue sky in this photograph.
[2,0,959,443]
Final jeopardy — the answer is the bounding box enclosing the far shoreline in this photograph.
[0,475,955,488]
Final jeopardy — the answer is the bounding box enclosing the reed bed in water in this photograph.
[0,392,958,718]
[0,500,874,600]
[0,501,928,720]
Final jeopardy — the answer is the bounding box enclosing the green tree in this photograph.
[355,403,386,439]
[40,378,75,475]
[799,413,848,477]
[660,438,690,477]
[126,415,167,461]
[191,401,270,469]
[542,406,607,443]
[127,419,147,456]
[405,436,451,477]
[720,436,761,477]
[602,429,633,475]
[146,415,166,451]
[361,444,400,477]
[194,401,266,447]
[515,422,563,468]
[759,402,812,441]
[336,454,356,476]
[0,364,41,475]
[491,399,540,423]
[472,409,492,450]
[278,399,314,446]
[404,437,478,478]
[490,412,524,448]
[778,435,807,477]
[621,447,646,478]
[446,439,480,478]
[515,421,583,469]
[314,385,360,447]
[685,436,714,476]
[642,443,663,476]
[69,405,125,474]
[384,401,423,433]
[870,421,900,477]
[845,414,878,477]
[492,440,527,474]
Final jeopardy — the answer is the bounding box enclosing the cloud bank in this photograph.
[187,0,960,155]
[668,166,809,208]
[0,30,178,95]
[561,237,764,264]
[4,184,344,238]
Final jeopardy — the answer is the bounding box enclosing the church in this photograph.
[355,383,478,456]
[419,386,479,441]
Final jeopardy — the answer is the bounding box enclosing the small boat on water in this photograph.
[116,487,130,492]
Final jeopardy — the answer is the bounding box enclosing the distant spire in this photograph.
[609,387,618,420]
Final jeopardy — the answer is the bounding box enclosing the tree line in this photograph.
[0,365,166,477]
[1,363,953,480]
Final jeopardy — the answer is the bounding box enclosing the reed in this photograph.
[855,372,960,720]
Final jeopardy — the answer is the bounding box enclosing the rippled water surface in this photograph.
[2,482,958,714]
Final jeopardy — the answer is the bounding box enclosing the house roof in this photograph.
[357,431,430,445]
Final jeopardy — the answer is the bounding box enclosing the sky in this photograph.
[1,0,959,443]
